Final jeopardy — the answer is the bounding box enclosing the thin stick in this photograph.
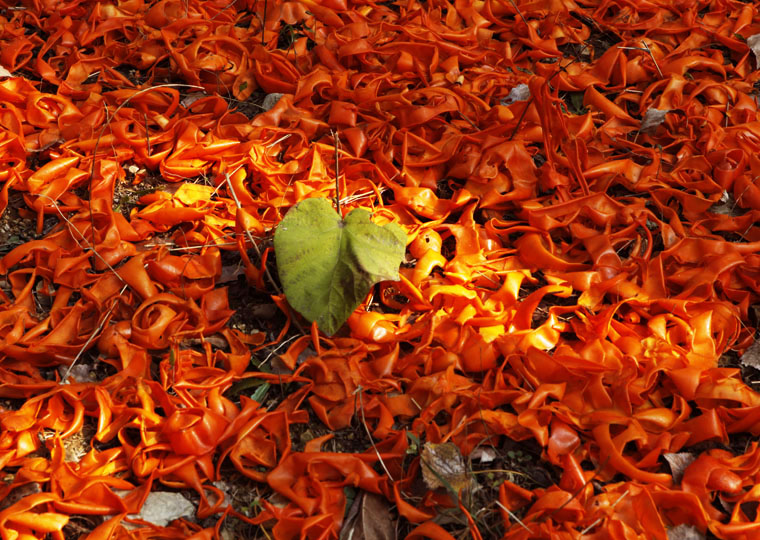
[495,501,532,534]
[641,41,663,78]
[87,83,204,248]
[656,144,662,180]
[262,0,268,46]
[508,101,532,141]
[224,173,306,335]
[259,334,301,368]
[579,517,603,536]
[340,186,387,206]
[209,0,237,21]
[733,175,760,209]
[143,241,240,251]
[176,227,192,300]
[578,490,629,535]
[36,195,125,283]
[472,469,530,478]
[258,525,273,540]
[725,102,730,128]
[458,110,479,131]
[266,134,291,149]
[27,139,63,152]
[60,284,129,384]
[507,0,530,30]
[143,112,151,155]
[355,386,395,482]
[89,83,204,182]
[225,174,278,288]
[332,129,342,216]
[542,455,611,522]
[508,43,590,142]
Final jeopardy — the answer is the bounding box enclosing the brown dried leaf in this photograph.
[0,482,41,511]
[262,93,284,111]
[250,303,278,319]
[185,334,229,349]
[501,83,530,105]
[470,446,497,464]
[663,452,695,484]
[219,263,245,283]
[667,524,705,540]
[180,92,207,108]
[710,191,741,216]
[748,34,760,69]
[640,108,671,133]
[127,491,195,527]
[740,339,760,370]
[339,492,394,540]
[421,442,471,494]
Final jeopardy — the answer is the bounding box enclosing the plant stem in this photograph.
[262,0,267,46]
[333,129,342,216]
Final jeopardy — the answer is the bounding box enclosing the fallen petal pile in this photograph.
[1,0,760,538]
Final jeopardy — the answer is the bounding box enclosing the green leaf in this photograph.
[251,382,270,404]
[225,377,266,398]
[406,432,421,455]
[568,92,587,115]
[274,198,406,336]
[407,432,421,447]
[343,486,357,519]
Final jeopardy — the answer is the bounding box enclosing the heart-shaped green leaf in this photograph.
[274,198,406,335]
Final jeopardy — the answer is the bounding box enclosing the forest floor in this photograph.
[2,1,760,540]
